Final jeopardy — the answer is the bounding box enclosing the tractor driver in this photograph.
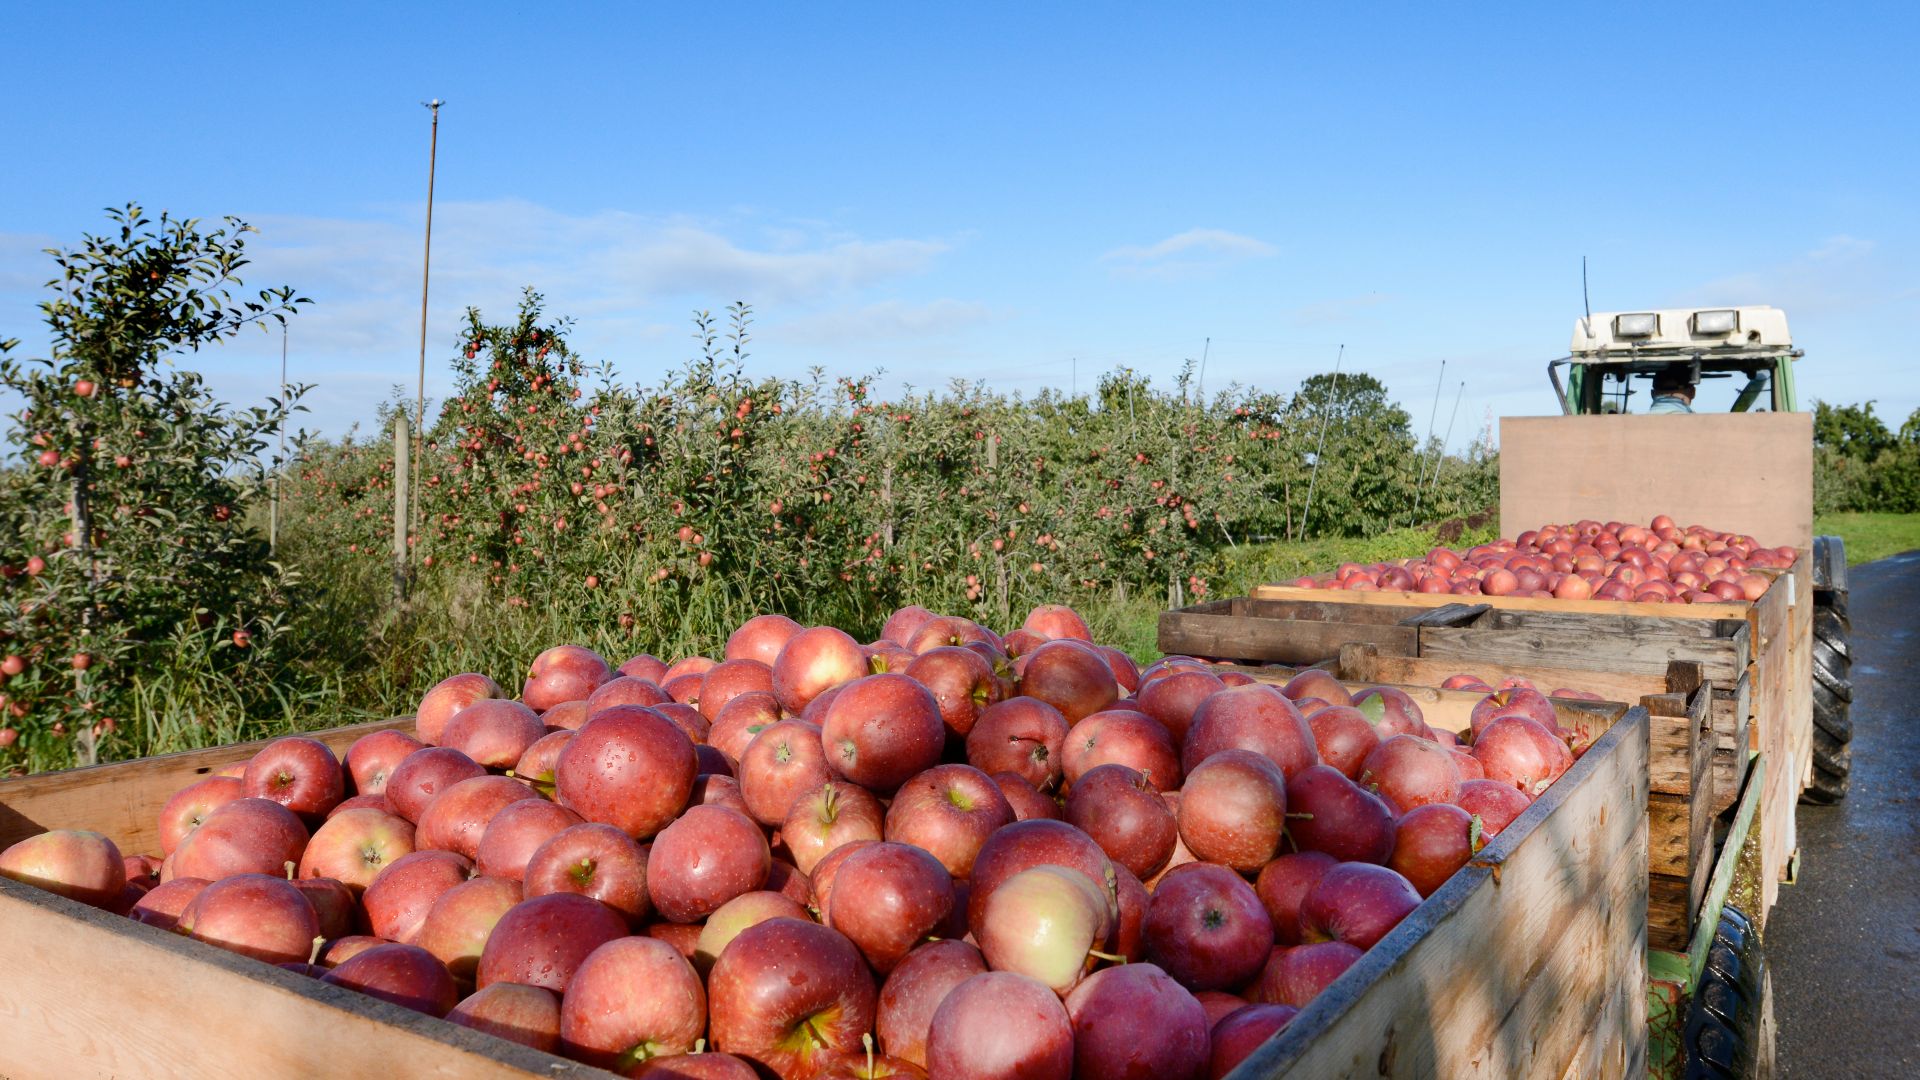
[1646,370,1696,414]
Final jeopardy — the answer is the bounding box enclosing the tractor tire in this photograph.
[1803,536,1851,806]
[1684,904,1773,1079]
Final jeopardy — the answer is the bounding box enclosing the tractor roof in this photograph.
[1569,305,1793,362]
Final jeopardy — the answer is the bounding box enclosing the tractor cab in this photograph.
[1549,305,1803,415]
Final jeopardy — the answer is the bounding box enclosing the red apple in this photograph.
[1455,778,1532,836]
[1208,1004,1298,1079]
[697,659,777,721]
[179,872,321,964]
[1195,990,1249,1031]
[809,838,879,919]
[1298,862,1422,949]
[663,656,718,683]
[416,775,543,859]
[1358,734,1463,814]
[322,935,390,967]
[0,829,124,908]
[619,654,670,682]
[1019,640,1118,723]
[726,613,805,667]
[926,971,1073,1080]
[171,797,309,881]
[695,773,752,818]
[475,799,584,881]
[1110,863,1151,962]
[881,606,938,649]
[694,890,811,974]
[157,775,245,855]
[877,940,987,1068]
[820,674,946,793]
[1469,687,1560,738]
[560,936,708,1069]
[477,892,629,992]
[1176,749,1288,873]
[129,876,209,930]
[525,822,652,925]
[709,691,784,762]
[1307,705,1381,780]
[906,615,1000,655]
[1389,802,1482,897]
[885,764,1016,880]
[1063,709,1182,793]
[323,942,459,1017]
[772,626,870,715]
[586,675,674,717]
[966,698,1069,790]
[968,819,1119,937]
[1254,851,1337,946]
[976,865,1109,995]
[541,700,592,731]
[1022,603,1093,642]
[513,730,574,788]
[417,673,505,745]
[1182,684,1319,781]
[449,982,561,1052]
[1143,863,1273,992]
[738,719,834,826]
[905,647,1002,738]
[709,918,878,1078]
[363,849,474,943]
[555,705,697,839]
[1280,669,1350,708]
[523,645,612,712]
[299,806,416,892]
[345,730,426,796]
[1066,763,1178,880]
[1137,669,1226,744]
[1283,765,1395,865]
[827,842,955,974]
[1255,940,1363,1008]
[387,747,487,824]
[441,699,547,770]
[993,771,1061,821]
[1471,716,1573,795]
[1065,961,1210,1080]
[415,874,524,980]
[243,736,345,820]
[649,804,771,923]
[784,779,886,876]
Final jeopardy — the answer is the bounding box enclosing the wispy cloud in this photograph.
[772,298,996,347]
[1101,228,1276,280]
[1288,292,1391,326]
[1676,234,1899,318]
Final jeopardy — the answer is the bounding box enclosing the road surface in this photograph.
[1772,549,1920,1076]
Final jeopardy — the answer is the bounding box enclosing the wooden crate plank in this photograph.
[0,718,412,854]
[1237,597,1427,626]
[1338,642,1672,704]
[1158,610,1418,666]
[1417,626,1747,685]
[1231,708,1649,1078]
[0,876,599,1079]
[1250,581,1764,622]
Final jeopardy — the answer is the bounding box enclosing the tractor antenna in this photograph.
[1198,337,1210,402]
[1581,255,1593,338]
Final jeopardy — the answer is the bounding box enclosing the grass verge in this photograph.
[1815,513,1920,566]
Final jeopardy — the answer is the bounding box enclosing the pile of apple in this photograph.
[1287,515,1797,604]
[0,605,1588,1080]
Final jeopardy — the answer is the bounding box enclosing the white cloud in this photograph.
[1677,234,1897,318]
[1101,228,1277,279]
[772,299,996,347]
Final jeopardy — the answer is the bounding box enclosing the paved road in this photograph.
[1772,549,1920,1077]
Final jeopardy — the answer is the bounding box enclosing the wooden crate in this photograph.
[0,719,603,1080]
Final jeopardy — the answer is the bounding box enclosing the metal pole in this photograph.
[271,323,287,552]
[1427,380,1466,499]
[411,98,443,574]
[393,412,410,604]
[1299,344,1344,538]
[1411,358,1447,526]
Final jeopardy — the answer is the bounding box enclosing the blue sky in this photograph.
[3,3,1914,443]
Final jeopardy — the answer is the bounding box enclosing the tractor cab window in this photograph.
[1590,365,1776,414]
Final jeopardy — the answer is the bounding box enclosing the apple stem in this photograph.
[284,860,296,880]
[306,935,324,965]
[1285,812,1315,820]
[694,1038,706,1054]
[864,1031,875,1074]
[1469,814,1486,854]
[1087,949,1128,964]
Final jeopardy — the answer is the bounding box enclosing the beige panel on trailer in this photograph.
[1499,413,1814,550]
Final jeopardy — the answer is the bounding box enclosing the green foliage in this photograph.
[1812,399,1920,514]
[0,205,309,767]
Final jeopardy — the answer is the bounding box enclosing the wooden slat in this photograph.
[1417,625,1747,685]
[1249,581,1768,622]
[1157,610,1418,666]
[1231,707,1649,1078]
[1486,607,1739,642]
[0,718,413,854]
[1646,874,1691,954]
[1237,598,1426,626]
[1397,603,1491,628]
[0,876,598,1079]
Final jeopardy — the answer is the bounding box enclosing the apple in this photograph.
[1254,851,1337,946]
[884,763,1016,880]
[322,942,459,1017]
[808,838,879,920]
[975,865,1109,995]
[322,935,390,967]
[540,700,592,731]
[966,697,1069,790]
[448,982,561,1052]
[664,673,706,706]
[1389,802,1482,897]
[1471,716,1573,795]
[415,875,524,980]
[905,646,1002,738]
[171,797,309,881]
[440,699,547,770]
[1351,686,1432,740]
[289,875,356,938]
[523,645,612,712]
[386,747,487,824]
[1019,640,1118,723]
[345,730,426,796]
[694,774,752,817]
[825,842,955,974]
[1455,778,1532,836]
[1065,763,1177,880]
[1065,962,1210,1080]
[1298,863,1422,949]
[1195,990,1249,1031]
[416,775,543,859]
[694,890,811,973]
[1144,864,1273,992]
[727,613,805,667]
[1469,687,1560,738]
[968,819,1119,936]
[1440,673,1489,691]
[695,744,735,779]
[1021,603,1093,642]
[1280,669,1350,708]
[663,656,718,683]
[129,876,210,931]
[708,918,878,1077]
[555,705,697,839]
[907,615,1001,655]
[820,674,946,793]
[619,654,671,682]
[877,940,987,1068]
[1306,705,1380,780]
[881,606,938,648]
[1099,647,1142,697]
[783,779,886,875]
[1176,749,1288,873]
[688,662,770,724]
[363,849,475,943]
[178,872,321,964]
[1062,709,1182,794]
[738,719,834,827]
[1137,669,1227,744]
[477,893,629,992]
[0,829,125,908]
[993,771,1061,821]
[242,736,346,819]
[513,730,574,788]
[925,971,1073,1080]
[1358,734,1463,814]
[586,675,674,717]
[524,822,652,925]
[1255,940,1361,1008]
[559,936,708,1069]
[772,626,870,715]
[417,673,504,745]
[158,775,246,854]
[649,804,771,923]
[475,799,584,881]
[299,807,416,892]
[1182,684,1319,781]
[1207,1003,1298,1079]
[766,859,812,908]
